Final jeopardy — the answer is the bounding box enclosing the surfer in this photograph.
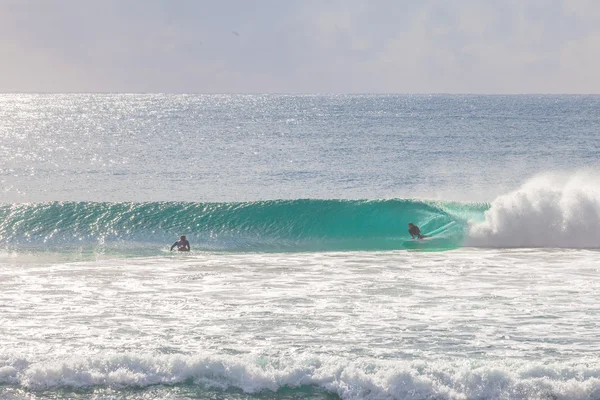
[408,223,424,239]
[170,235,191,252]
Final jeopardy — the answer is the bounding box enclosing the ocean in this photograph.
[1,94,599,399]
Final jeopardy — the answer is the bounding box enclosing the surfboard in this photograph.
[402,235,432,246]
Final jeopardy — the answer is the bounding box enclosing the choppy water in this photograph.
[1,94,599,399]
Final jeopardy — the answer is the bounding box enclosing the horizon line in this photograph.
[1,92,600,96]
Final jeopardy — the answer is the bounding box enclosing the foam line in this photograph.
[2,353,600,399]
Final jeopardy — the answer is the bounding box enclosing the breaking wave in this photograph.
[2,352,600,399]
[1,173,598,252]
[0,199,469,252]
[468,172,600,249]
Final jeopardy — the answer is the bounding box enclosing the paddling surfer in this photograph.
[170,235,191,252]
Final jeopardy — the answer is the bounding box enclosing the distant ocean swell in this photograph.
[1,174,599,252]
[2,352,600,399]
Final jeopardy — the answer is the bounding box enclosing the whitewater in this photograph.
[1,94,599,399]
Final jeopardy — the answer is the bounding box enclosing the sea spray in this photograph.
[468,172,600,248]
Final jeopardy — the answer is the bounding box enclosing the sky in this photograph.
[1,0,599,93]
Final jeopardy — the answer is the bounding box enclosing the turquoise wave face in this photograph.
[0,200,488,252]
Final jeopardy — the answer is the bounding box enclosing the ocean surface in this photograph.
[1,94,599,399]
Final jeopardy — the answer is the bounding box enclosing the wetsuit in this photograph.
[408,225,423,239]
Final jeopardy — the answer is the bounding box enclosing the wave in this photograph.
[0,199,469,252]
[2,352,600,399]
[1,173,599,253]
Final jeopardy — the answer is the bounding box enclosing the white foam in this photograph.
[468,172,600,248]
[3,352,600,399]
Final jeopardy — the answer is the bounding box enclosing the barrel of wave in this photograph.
[211,198,469,251]
[141,198,464,251]
[399,200,473,251]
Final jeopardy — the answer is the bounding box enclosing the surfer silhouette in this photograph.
[408,223,424,239]
[170,235,191,252]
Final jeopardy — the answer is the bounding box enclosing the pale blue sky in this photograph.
[1,0,599,93]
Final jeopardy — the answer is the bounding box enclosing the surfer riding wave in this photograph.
[408,223,426,239]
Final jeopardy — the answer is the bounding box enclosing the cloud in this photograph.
[0,0,599,92]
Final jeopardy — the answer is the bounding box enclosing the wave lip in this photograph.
[468,173,600,249]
